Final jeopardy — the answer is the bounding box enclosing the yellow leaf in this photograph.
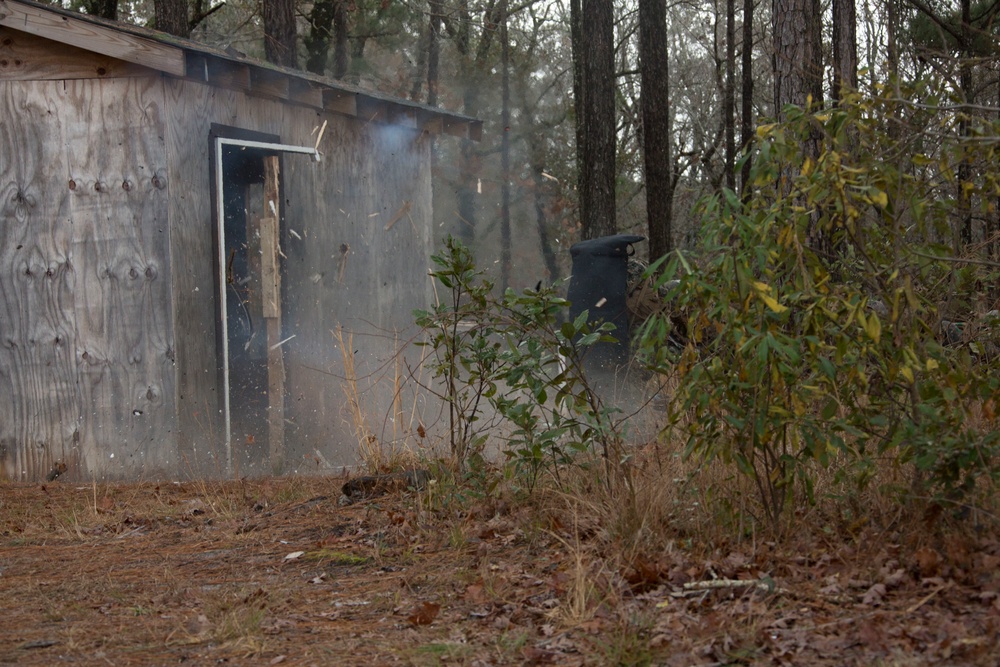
[901,366,914,383]
[752,281,771,293]
[872,190,888,208]
[866,314,881,344]
[761,293,788,314]
[756,123,777,138]
[926,358,939,371]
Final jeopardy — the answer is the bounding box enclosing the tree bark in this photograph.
[772,0,823,117]
[724,0,736,190]
[500,0,512,290]
[959,0,973,247]
[154,0,189,38]
[570,0,586,230]
[426,0,443,105]
[639,0,672,260]
[264,0,298,68]
[331,1,349,78]
[832,0,858,100]
[740,0,754,196]
[84,0,118,20]
[576,0,617,240]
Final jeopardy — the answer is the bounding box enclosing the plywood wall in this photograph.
[163,78,436,476]
[0,66,440,481]
[0,76,176,481]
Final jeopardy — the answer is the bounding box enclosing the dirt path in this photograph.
[1,477,998,666]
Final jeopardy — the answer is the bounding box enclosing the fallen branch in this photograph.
[671,577,785,597]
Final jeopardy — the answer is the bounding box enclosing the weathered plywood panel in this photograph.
[0,76,175,481]
[163,77,439,475]
[0,27,157,81]
[280,121,436,468]
[162,81,288,476]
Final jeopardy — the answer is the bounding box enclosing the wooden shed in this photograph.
[0,0,481,481]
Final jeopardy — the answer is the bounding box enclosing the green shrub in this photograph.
[637,86,1000,527]
[415,237,631,495]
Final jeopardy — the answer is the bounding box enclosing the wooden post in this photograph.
[261,156,285,473]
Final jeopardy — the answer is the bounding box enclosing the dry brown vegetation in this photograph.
[2,451,999,666]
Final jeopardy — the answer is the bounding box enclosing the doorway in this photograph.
[210,126,319,475]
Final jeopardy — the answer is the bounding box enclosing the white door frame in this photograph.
[213,137,320,475]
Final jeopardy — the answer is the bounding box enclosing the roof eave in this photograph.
[0,0,482,140]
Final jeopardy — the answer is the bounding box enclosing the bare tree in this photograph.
[640,0,672,260]
[740,0,755,195]
[832,0,858,100]
[574,0,617,239]
[500,0,512,290]
[724,0,736,190]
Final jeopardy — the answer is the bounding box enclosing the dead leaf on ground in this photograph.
[862,582,887,606]
[465,582,486,603]
[914,546,942,578]
[521,647,559,664]
[407,601,440,626]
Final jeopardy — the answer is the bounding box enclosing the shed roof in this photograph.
[0,0,482,140]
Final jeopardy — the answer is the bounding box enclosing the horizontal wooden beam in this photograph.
[386,105,418,130]
[288,78,323,109]
[250,66,288,100]
[442,117,482,141]
[0,0,185,76]
[323,89,356,116]
[356,96,388,125]
[0,26,154,80]
[207,57,250,92]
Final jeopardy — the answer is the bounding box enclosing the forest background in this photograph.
[54,0,1000,522]
[5,4,1000,663]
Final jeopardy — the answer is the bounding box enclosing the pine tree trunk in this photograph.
[264,0,298,68]
[577,0,617,239]
[724,0,736,190]
[639,0,672,260]
[772,0,823,117]
[832,0,858,100]
[154,0,190,38]
[740,0,754,196]
[427,0,443,105]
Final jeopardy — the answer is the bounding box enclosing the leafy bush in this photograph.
[637,86,1000,527]
[415,237,632,494]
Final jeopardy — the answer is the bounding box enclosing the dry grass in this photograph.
[334,325,425,473]
[3,465,1000,666]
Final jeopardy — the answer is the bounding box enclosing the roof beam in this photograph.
[288,78,323,109]
[0,0,185,76]
[249,66,288,100]
[323,89,356,116]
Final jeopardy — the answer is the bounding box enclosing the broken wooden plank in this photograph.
[262,156,285,473]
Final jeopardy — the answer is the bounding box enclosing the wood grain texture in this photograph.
[0,27,156,81]
[0,73,443,479]
[262,156,284,472]
[0,77,176,481]
[0,0,186,76]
